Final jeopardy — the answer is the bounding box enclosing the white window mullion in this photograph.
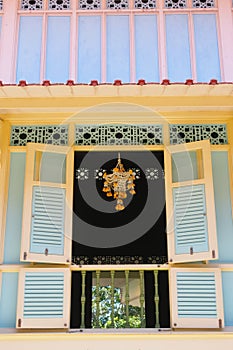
[129,2,136,83]
[157,1,168,81]
[101,6,107,83]
[40,12,47,82]
[69,0,77,81]
[188,10,197,81]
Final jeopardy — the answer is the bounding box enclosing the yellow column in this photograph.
[227,119,233,217]
[0,120,11,263]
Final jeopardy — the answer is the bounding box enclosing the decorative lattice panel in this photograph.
[10,125,68,146]
[107,0,129,9]
[48,0,70,10]
[20,0,43,10]
[75,125,163,146]
[78,0,101,9]
[165,0,187,8]
[192,0,215,8]
[72,255,167,265]
[170,124,227,145]
[134,0,156,9]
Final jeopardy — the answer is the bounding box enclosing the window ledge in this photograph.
[1,327,233,338]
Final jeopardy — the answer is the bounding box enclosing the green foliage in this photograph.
[92,286,144,328]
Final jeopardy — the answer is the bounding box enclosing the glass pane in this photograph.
[78,16,101,83]
[106,15,130,83]
[166,14,191,82]
[193,14,220,81]
[16,16,42,83]
[34,151,66,184]
[46,16,70,83]
[135,15,159,82]
[172,150,203,183]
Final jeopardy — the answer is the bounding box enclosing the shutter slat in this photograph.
[24,306,64,310]
[24,273,64,277]
[30,186,65,255]
[176,222,205,230]
[25,281,64,285]
[173,184,209,254]
[178,298,216,302]
[24,298,63,301]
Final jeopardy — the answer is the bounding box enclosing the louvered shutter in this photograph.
[165,140,218,263]
[31,187,65,255]
[170,268,224,329]
[20,143,73,264]
[16,268,71,329]
[173,184,208,254]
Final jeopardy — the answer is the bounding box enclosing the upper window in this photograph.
[16,1,221,83]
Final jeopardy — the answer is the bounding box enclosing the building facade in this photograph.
[0,0,233,349]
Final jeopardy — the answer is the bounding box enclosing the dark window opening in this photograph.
[72,151,167,265]
[71,150,169,329]
[70,270,170,329]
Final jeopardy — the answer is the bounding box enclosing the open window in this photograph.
[17,140,223,330]
[20,143,73,264]
[16,268,71,329]
[165,140,218,263]
[170,267,224,329]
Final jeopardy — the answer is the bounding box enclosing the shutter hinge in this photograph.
[45,248,48,256]
[23,252,27,260]
[190,247,193,255]
[219,319,223,328]
[212,250,216,258]
[18,318,22,328]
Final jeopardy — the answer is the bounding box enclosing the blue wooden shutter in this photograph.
[16,268,70,329]
[171,268,224,329]
[21,143,73,264]
[173,184,208,255]
[165,140,218,263]
[31,186,65,256]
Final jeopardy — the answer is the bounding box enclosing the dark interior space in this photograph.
[72,151,167,264]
